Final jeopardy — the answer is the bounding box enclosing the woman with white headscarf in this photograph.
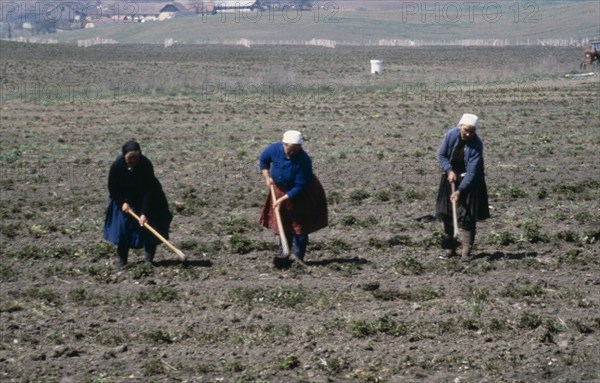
[259,130,328,262]
[436,114,490,262]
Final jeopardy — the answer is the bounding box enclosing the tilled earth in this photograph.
[0,43,599,382]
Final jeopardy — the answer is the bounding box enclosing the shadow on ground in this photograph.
[272,256,369,269]
[475,251,538,261]
[155,259,213,268]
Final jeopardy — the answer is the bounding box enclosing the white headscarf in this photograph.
[458,113,479,129]
[282,130,303,144]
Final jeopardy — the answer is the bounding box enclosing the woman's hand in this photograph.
[447,171,457,183]
[262,169,273,188]
[264,177,274,188]
[273,194,289,209]
[121,202,131,213]
[139,214,147,227]
[450,190,460,202]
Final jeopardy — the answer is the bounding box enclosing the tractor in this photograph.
[580,40,600,69]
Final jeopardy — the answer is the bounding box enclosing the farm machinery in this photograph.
[580,40,600,69]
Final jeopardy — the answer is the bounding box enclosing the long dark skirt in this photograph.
[260,176,328,235]
[104,199,171,248]
[435,173,490,229]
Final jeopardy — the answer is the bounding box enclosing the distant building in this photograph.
[159,3,191,20]
[126,3,191,22]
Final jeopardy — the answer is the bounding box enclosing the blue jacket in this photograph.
[259,142,313,200]
[438,127,485,192]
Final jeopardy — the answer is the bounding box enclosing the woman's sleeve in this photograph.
[259,145,273,171]
[437,132,452,173]
[286,158,312,200]
[107,160,125,206]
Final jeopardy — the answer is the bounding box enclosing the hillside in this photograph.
[10,1,600,46]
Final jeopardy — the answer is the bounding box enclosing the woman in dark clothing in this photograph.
[104,141,172,269]
[259,130,328,262]
[436,114,490,262]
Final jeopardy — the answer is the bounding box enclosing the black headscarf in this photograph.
[121,140,141,156]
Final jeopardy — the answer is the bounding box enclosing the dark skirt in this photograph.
[260,176,328,235]
[435,173,490,227]
[103,199,171,248]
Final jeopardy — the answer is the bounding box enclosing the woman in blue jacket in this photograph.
[436,114,490,262]
[259,130,328,262]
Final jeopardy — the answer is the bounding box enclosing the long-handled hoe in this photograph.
[451,182,460,240]
[270,184,290,257]
[127,210,187,261]
[441,181,461,250]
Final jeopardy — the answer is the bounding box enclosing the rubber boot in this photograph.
[144,243,157,266]
[460,229,476,263]
[117,244,128,271]
[293,234,309,262]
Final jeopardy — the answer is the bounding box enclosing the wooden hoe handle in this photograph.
[450,182,459,239]
[270,184,290,257]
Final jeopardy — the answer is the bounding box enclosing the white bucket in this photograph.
[370,59,383,74]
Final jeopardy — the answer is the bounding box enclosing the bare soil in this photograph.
[0,42,599,383]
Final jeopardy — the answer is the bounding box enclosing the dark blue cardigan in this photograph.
[259,142,313,200]
[438,127,485,193]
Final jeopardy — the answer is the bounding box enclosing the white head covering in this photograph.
[282,130,303,144]
[458,113,479,129]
